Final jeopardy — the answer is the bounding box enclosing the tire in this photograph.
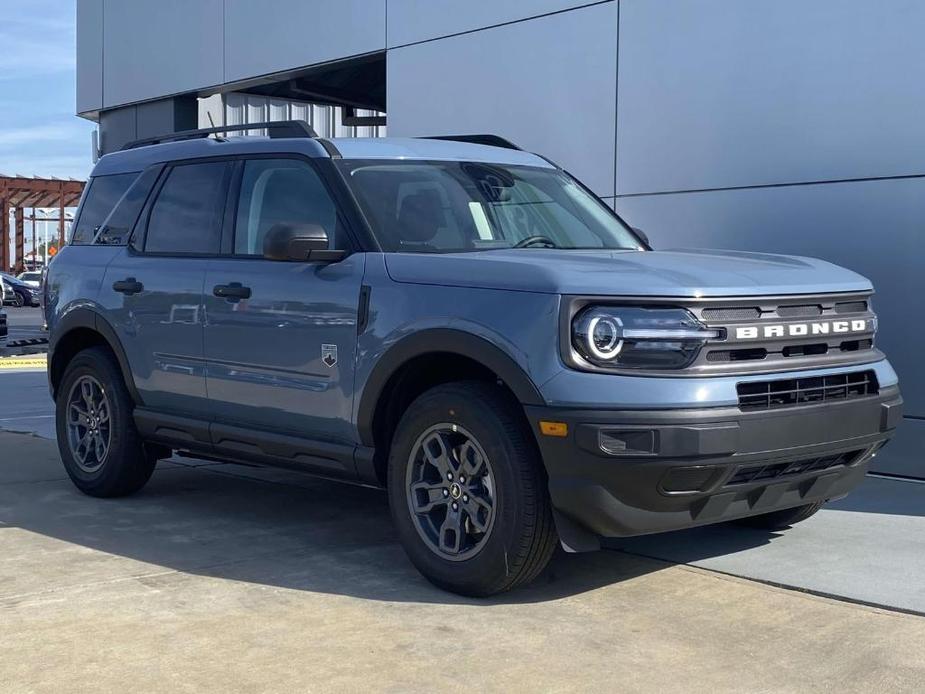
[387,381,557,597]
[734,501,824,530]
[55,346,157,497]
[11,291,24,308]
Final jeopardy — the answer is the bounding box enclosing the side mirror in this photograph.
[263,223,346,262]
[631,226,650,248]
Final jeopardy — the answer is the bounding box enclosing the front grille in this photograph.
[777,304,823,318]
[726,450,863,486]
[685,291,878,375]
[701,307,760,321]
[737,370,878,411]
[835,301,868,314]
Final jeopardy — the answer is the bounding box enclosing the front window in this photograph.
[338,160,643,253]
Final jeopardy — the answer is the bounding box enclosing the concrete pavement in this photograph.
[2,431,924,693]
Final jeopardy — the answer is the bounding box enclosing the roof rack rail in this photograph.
[423,134,523,151]
[121,120,319,151]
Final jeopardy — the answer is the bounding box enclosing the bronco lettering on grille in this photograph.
[735,319,868,340]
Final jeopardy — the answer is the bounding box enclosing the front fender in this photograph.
[355,327,546,446]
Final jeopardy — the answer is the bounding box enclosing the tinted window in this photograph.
[145,162,229,254]
[70,173,137,245]
[234,159,339,256]
[94,167,161,246]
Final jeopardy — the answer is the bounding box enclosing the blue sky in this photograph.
[0,0,95,180]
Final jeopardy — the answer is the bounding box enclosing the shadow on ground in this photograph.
[5,430,920,607]
[0,432,789,606]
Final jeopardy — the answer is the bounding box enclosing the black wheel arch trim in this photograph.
[356,328,545,446]
[49,307,143,405]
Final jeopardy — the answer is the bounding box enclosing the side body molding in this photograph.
[355,328,546,446]
[48,306,143,405]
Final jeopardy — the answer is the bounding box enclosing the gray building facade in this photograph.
[76,0,923,475]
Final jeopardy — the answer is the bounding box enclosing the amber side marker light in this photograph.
[539,421,569,437]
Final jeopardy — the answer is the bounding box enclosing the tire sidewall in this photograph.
[387,385,533,593]
[56,348,141,493]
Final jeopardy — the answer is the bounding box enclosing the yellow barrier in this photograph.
[0,354,48,370]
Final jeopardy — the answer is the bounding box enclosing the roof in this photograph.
[328,138,554,168]
[91,135,554,177]
[0,176,85,208]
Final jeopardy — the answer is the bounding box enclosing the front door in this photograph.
[203,157,364,444]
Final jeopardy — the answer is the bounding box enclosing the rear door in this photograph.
[203,156,364,445]
[100,160,232,418]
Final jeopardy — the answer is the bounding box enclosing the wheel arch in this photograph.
[357,328,545,450]
[49,308,141,405]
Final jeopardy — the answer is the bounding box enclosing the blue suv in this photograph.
[45,122,901,596]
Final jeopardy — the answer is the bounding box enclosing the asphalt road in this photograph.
[3,305,45,342]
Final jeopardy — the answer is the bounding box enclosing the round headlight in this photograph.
[571,305,720,370]
[587,315,623,359]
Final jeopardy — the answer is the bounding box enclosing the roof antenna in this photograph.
[206,110,227,142]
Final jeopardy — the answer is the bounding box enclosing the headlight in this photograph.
[572,306,721,370]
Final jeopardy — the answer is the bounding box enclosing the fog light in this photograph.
[599,429,656,456]
[661,466,716,494]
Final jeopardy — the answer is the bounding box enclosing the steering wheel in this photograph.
[513,235,557,249]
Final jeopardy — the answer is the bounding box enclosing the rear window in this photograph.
[70,173,138,245]
[94,167,161,246]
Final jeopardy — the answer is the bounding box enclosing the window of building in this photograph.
[234,159,339,256]
[145,162,229,255]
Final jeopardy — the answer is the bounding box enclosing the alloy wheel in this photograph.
[406,423,497,561]
[66,375,112,473]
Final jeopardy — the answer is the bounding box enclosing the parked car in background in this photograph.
[17,271,43,290]
[0,273,39,307]
[1,279,13,307]
[0,306,7,346]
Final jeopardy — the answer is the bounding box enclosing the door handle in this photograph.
[213,282,252,301]
[112,277,144,295]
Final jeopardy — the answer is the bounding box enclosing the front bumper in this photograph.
[526,386,902,544]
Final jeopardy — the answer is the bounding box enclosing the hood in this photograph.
[384,248,872,297]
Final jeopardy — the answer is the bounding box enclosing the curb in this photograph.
[0,354,48,370]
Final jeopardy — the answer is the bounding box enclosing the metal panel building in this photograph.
[75,0,924,475]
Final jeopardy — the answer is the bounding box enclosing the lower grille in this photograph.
[737,370,878,411]
[726,450,863,486]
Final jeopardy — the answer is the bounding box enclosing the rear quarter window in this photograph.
[70,173,138,245]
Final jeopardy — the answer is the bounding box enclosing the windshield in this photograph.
[338,160,643,253]
[20,272,41,282]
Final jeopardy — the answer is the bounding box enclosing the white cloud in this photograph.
[0,2,74,79]
[0,123,78,148]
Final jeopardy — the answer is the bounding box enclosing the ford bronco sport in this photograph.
[46,122,902,596]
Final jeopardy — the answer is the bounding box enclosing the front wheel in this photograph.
[734,501,824,530]
[56,346,157,497]
[11,291,24,308]
[388,381,557,597]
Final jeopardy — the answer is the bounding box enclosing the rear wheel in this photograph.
[734,501,824,530]
[56,346,157,497]
[388,381,557,596]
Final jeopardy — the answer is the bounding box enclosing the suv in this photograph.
[45,122,902,596]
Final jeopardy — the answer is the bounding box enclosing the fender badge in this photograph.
[321,344,338,368]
